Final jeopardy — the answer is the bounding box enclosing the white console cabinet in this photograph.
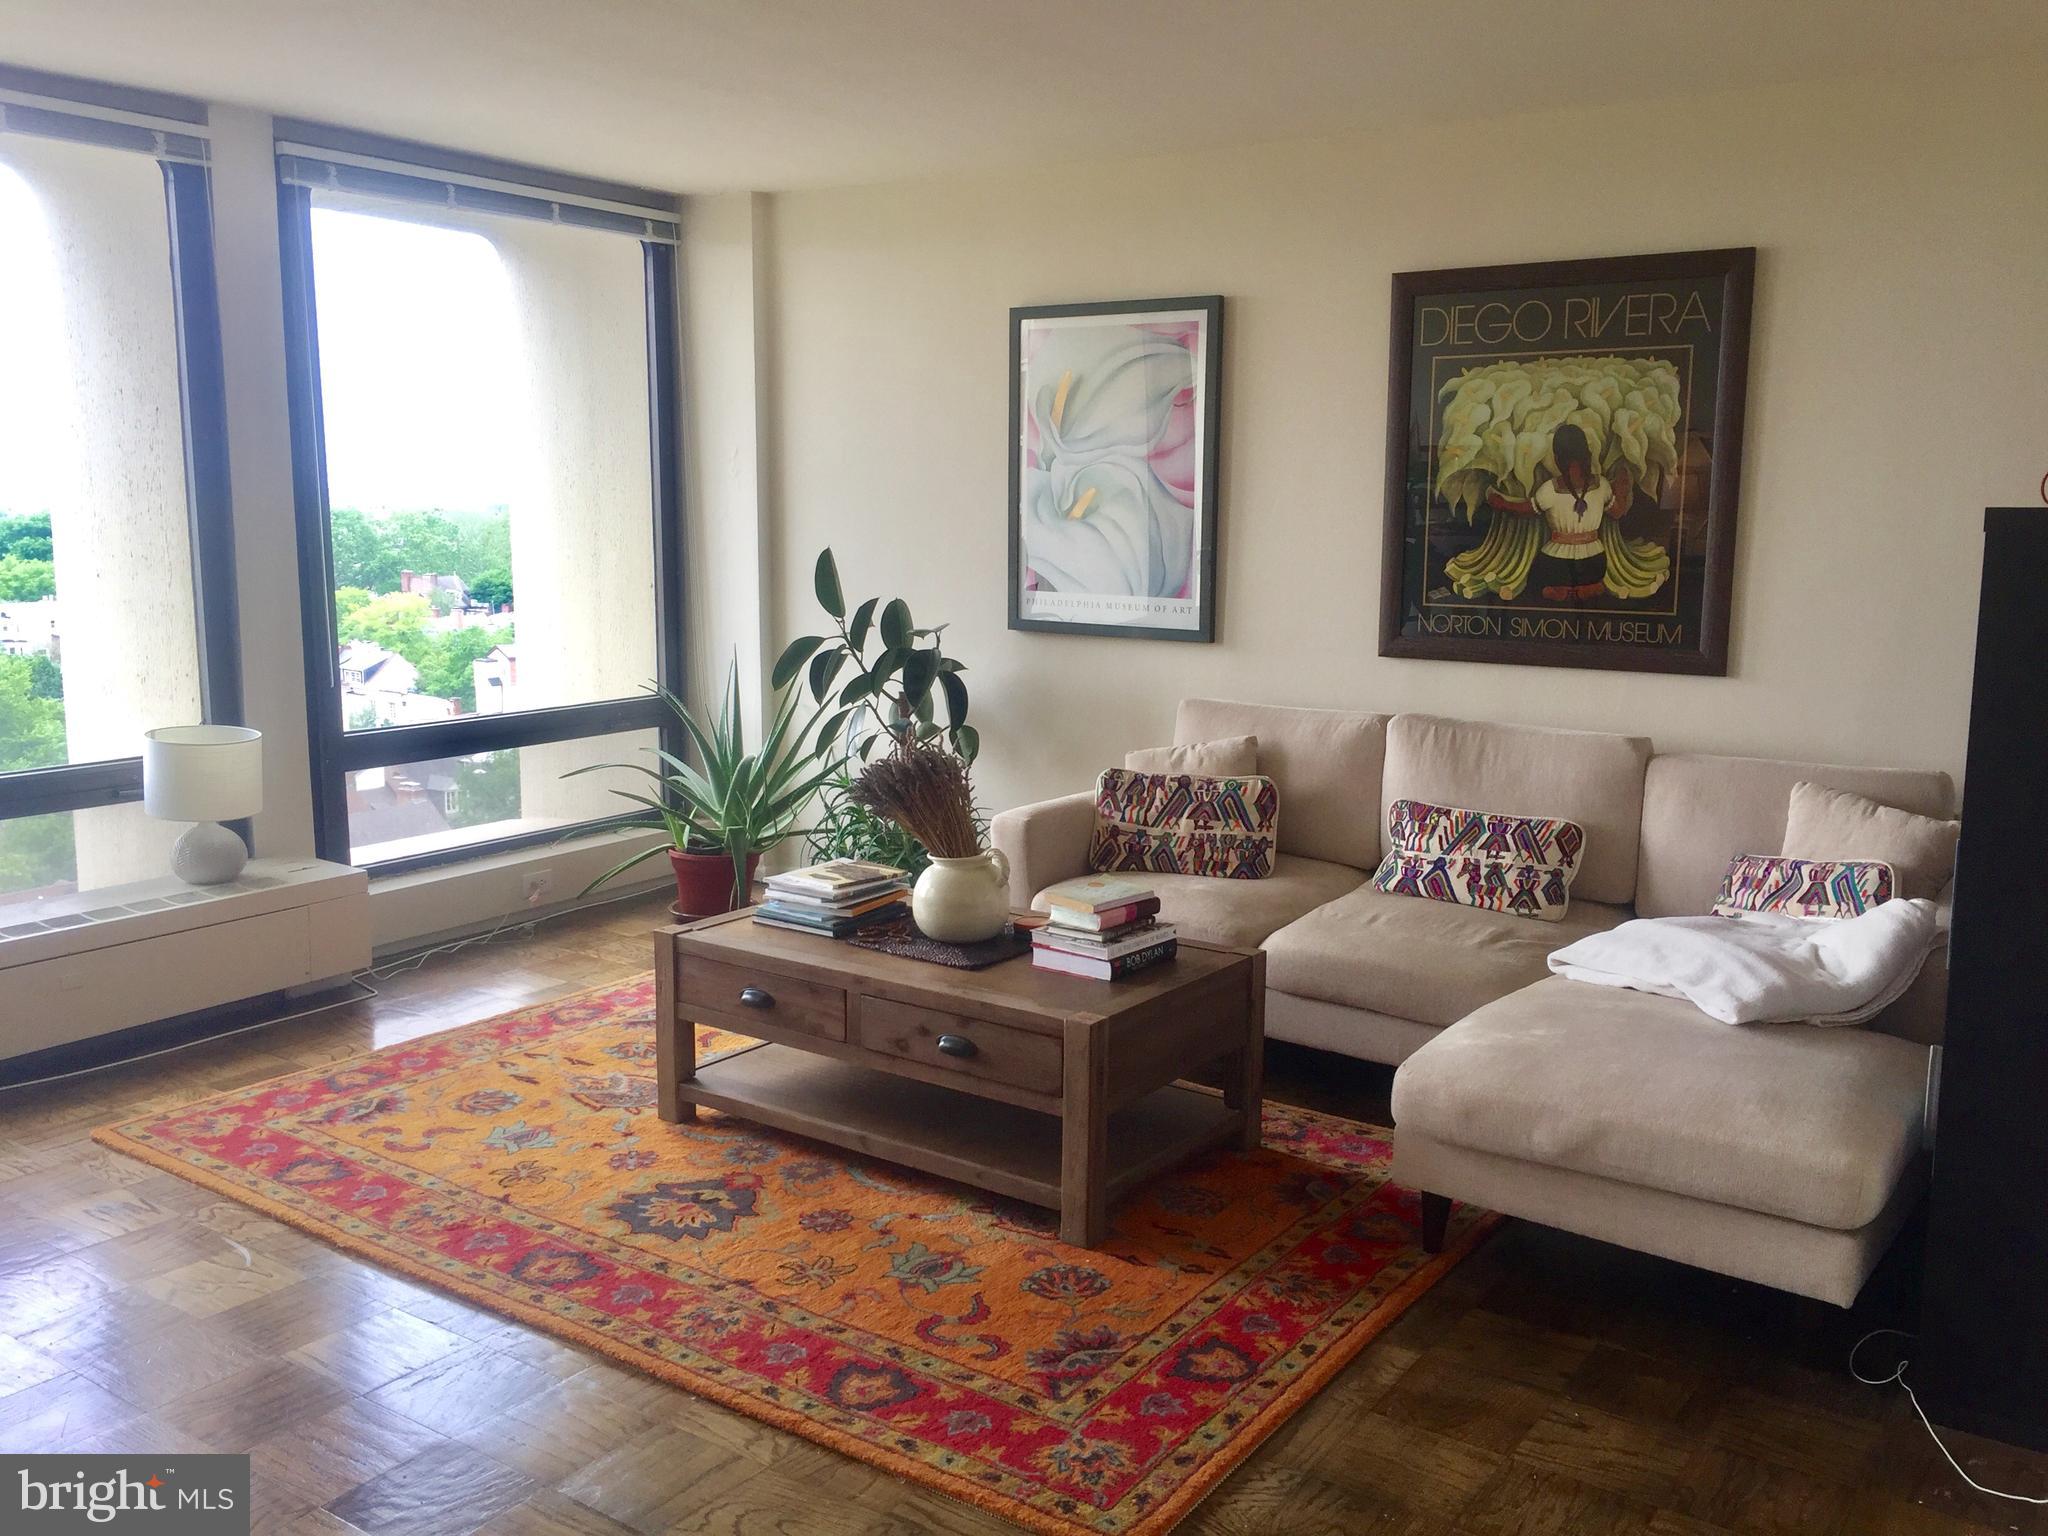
[0,858,369,1061]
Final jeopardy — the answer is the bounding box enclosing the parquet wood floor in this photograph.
[2,893,2042,1534]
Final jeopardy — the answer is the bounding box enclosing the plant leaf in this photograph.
[878,598,912,649]
[898,646,938,708]
[838,672,878,705]
[938,670,968,728]
[771,635,825,691]
[576,838,674,899]
[847,596,879,653]
[954,724,980,764]
[936,657,965,673]
[806,647,839,704]
[814,548,845,619]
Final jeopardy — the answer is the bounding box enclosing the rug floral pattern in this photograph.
[98,979,1490,1536]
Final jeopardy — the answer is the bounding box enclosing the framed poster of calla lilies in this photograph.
[1009,296,1222,641]
[1380,248,1754,675]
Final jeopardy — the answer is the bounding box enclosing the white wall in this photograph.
[763,63,2048,817]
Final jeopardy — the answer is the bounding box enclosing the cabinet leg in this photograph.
[1062,1015,1108,1246]
[1226,952,1267,1151]
[655,943,697,1124]
[1420,1191,1451,1254]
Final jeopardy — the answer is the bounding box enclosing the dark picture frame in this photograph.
[1379,248,1754,674]
[1009,295,1222,642]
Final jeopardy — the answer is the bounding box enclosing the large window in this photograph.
[278,128,683,873]
[0,72,238,916]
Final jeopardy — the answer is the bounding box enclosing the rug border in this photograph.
[92,983,1500,1536]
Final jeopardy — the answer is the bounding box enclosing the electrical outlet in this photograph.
[523,870,553,908]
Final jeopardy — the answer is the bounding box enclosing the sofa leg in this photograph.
[1420,1192,1450,1254]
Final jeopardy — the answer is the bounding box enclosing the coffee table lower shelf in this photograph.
[677,1040,1244,1218]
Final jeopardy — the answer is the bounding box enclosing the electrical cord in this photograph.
[1850,1327,2048,1504]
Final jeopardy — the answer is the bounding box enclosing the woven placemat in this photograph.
[844,916,1032,970]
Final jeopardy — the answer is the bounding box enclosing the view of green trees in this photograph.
[0,513,56,601]
[330,506,512,602]
[333,506,515,717]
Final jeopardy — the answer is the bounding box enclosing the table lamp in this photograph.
[142,725,263,885]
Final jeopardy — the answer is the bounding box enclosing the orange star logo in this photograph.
[146,1476,163,1488]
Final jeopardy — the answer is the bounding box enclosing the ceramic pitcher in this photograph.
[911,848,1011,943]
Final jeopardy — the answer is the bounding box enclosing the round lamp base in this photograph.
[171,821,249,885]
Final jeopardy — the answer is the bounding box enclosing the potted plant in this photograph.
[777,549,981,873]
[773,549,977,767]
[570,657,851,916]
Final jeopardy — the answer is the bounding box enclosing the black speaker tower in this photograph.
[1917,506,2048,1451]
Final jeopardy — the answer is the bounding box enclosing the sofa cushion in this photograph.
[1037,853,1364,950]
[1382,715,1650,907]
[1373,799,1586,922]
[1125,735,1258,778]
[1711,854,1896,920]
[1636,754,1955,919]
[1175,700,1388,870]
[1782,781,1960,902]
[1261,886,1629,1028]
[1391,976,1930,1230]
[1088,769,1280,879]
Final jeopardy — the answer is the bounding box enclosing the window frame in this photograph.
[276,177,686,877]
[0,141,244,832]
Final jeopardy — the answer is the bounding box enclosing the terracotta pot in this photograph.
[668,848,759,920]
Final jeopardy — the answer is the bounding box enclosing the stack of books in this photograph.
[1031,875,1177,980]
[753,859,910,937]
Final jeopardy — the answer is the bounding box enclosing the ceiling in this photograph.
[3,0,2041,193]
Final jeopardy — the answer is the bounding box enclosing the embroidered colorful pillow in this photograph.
[1088,769,1279,880]
[1712,854,1895,920]
[1371,799,1585,922]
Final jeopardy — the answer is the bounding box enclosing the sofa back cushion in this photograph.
[1175,699,1388,870]
[1381,715,1651,906]
[1636,753,1956,918]
[1125,735,1258,777]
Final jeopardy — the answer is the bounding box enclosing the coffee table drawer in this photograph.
[857,996,1062,1096]
[679,956,846,1041]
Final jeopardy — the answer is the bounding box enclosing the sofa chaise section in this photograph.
[1393,749,1956,1306]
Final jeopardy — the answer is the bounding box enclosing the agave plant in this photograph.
[568,656,855,903]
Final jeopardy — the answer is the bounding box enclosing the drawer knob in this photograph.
[935,1033,977,1058]
[738,986,774,1010]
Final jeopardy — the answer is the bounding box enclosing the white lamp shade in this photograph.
[143,725,264,823]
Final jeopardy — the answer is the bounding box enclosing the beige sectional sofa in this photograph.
[991,698,1956,1306]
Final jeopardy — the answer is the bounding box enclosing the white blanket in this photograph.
[1546,899,1940,1025]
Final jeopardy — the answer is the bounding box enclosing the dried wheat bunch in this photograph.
[848,741,981,859]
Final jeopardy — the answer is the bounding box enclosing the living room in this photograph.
[2,4,2045,1533]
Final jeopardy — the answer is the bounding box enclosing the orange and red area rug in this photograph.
[97,979,1491,1536]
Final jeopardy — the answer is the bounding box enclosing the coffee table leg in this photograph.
[1062,1016,1108,1246]
[655,940,697,1124]
[1224,952,1266,1151]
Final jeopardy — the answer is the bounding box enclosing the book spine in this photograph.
[1059,897,1161,932]
[1107,938,1177,976]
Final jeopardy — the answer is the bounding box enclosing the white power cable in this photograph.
[1850,1327,2048,1505]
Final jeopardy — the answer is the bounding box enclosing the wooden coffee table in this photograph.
[655,910,1264,1246]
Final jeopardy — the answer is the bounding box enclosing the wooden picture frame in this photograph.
[1009,296,1222,643]
[1379,248,1754,675]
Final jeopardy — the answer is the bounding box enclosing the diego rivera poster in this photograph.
[1379,249,1753,674]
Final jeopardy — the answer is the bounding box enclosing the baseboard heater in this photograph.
[0,857,369,1064]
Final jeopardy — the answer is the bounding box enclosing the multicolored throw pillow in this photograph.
[1712,854,1896,920]
[1088,769,1279,880]
[1371,799,1585,922]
